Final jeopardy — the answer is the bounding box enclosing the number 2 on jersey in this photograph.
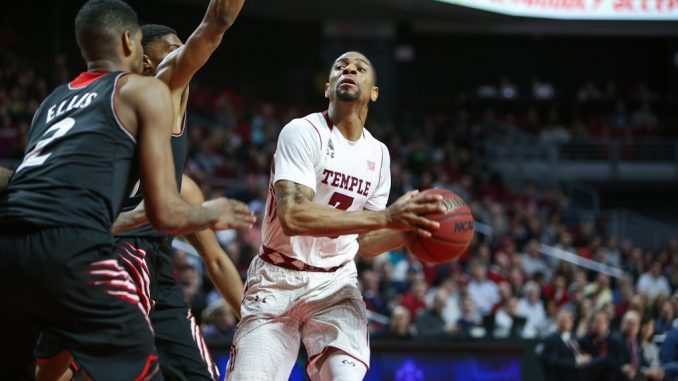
[16,117,76,173]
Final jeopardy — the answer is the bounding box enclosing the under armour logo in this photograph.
[327,139,335,158]
[254,295,267,303]
[342,359,356,367]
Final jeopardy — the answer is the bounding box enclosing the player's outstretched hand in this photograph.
[384,190,445,237]
[203,197,256,231]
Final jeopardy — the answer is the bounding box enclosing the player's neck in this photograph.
[328,102,368,141]
[86,59,127,73]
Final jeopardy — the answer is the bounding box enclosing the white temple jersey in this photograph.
[261,111,391,268]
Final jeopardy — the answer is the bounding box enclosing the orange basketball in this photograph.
[404,188,474,264]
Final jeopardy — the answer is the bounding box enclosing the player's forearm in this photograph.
[204,0,246,31]
[357,229,405,257]
[0,166,13,192]
[188,231,243,318]
[280,202,387,237]
[112,208,147,235]
[148,197,218,237]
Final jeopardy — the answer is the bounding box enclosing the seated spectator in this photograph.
[400,279,428,318]
[494,296,528,338]
[416,289,455,338]
[637,262,672,302]
[468,261,500,316]
[521,239,551,279]
[201,298,237,347]
[585,273,613,311]
[518,281,547,338]
[660,326,678,381]
[361,269,388,316]
[656,301,676,335]
[425,277,461,327]
[372,306,415,341]
[540,309,616,381]
[454,296,481,337]
[617,310,644,381]
[638,317,665,381]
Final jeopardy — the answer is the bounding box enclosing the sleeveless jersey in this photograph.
[261,111,392,268]
[116,113,187,240]
[0,71,137,234]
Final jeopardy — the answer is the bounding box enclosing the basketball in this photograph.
[404,188,474,264]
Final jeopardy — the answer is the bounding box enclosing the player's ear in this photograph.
[122,30,134,57]
[370,86,379,102]
[324,83,330,99]
[142,54,153,75]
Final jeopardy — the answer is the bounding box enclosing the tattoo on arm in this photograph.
[0,167,13,192]
[274,181,314,216]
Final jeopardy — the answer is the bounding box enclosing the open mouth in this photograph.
[339,77,357,87]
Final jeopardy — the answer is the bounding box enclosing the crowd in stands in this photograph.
[2,52,678,380]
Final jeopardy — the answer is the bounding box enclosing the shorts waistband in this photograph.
[259,246,343,273]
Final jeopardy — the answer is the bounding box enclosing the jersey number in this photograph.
[16,117,76,173]
[328,192,354,210]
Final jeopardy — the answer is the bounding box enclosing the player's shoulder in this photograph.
[280,112,327,146]
[362,128,389,156]
[117,74,170,100]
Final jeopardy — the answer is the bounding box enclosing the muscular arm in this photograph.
[357,229,404,258]
[120,76,220,235]
[275,182,444,238]
[181,175,244,318]
[0,166,13,192]
[111,201,146,235]
[156,0,246,91]
[275,180,387,237]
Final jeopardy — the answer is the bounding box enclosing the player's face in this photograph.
[326,52,378,103]
[142,34,183,76]
[122,29,144,74]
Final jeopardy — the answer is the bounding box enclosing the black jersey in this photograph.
[0,71,138,234]
[117,113,187,240]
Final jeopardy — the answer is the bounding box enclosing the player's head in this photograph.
[141,24,182,76]
[325,51,379,105]
[75,0,143,73]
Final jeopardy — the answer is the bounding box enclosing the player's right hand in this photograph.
[384,190,445,237]
[203,197,257,231]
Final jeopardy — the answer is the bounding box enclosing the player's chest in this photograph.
[315,135,381,207]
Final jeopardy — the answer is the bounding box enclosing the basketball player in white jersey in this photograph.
[226,51,446,381]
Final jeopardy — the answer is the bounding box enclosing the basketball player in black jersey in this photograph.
[0,0,247,380]
[36,0,250,380]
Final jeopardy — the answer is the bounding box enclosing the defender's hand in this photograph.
[203,198,256,231]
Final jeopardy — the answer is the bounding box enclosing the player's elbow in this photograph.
[277,213,304,237]
[146,207,183,235]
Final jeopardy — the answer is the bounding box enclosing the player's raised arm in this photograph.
[180,175,250,318]
[117,75,236,236]
[156,0,246,91]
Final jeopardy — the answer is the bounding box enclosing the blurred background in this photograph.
[2,0,678,380]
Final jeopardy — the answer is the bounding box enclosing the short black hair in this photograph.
[141,24,178,50]
[75,0,139,59]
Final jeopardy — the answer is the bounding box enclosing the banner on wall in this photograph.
[440,0,678,20]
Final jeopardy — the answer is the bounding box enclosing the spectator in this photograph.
[372,306,415,341]
[540,309,614,381]
[521,239,551,279]
[425,277,461,327]
[518,281,547,338]
[585,273,613,311]
[494,296,528,338]
[618,310,643,381]
[415,289,455,338]
[637,262,672,301]
[454,296,481,336]
[638,317,665,381]
[361,269,388,316]
[656,301,677,335]
[201,298,237,346]
[400,279,428,318]
[660,326,678,381]
[467,261,500,316]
